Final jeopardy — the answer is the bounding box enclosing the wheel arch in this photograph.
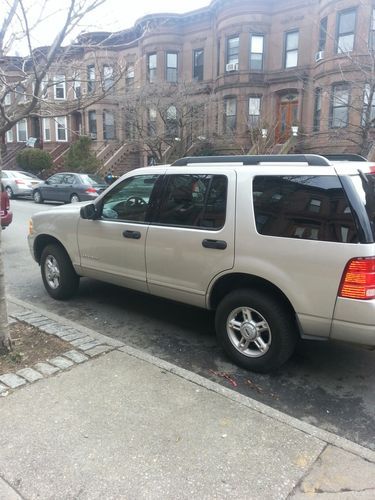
[33,234,69,265]
[208,273,300,331]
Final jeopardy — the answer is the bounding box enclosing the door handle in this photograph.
[202,239,227,250]
[123,230,141,239]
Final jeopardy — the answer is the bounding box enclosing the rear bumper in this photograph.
[1,210,13,228]
[331,297,375,346]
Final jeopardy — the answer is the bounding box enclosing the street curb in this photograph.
[7,295,375,464]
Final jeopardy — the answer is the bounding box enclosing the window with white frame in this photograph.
[248,96,261,127]
[284,30,299,68]
[166,52,178,82]
[224,97,237,132]
[147,53,157,83]
[336,8,356,54]
[16,119,28,142]
[250,35,264,70]
[330,83,350,128]
[43,118,51,141]
[362,84,375,126]
[55,116,68,141]
[6,128,13,142]
[54,75,66,99]
[226,36,239,71]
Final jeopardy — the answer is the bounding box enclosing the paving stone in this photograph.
[63,350,89,364]
[78,340,103,351]
[16,368,44,383]
[85,345,113,357]
[0,383,9,394]
[0,373,27,388]
[33,362,60,376]
[70,336,94,347]
[48,356,74,370]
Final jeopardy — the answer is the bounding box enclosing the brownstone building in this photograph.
[2,0,375,172]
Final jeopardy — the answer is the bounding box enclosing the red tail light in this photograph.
[338,257,375,300]
[85,187,97,193]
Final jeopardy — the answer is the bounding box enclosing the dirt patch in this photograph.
[0,321,71,375]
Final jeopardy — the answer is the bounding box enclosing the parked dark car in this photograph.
[32,172,108,204]
[1,182,13,229]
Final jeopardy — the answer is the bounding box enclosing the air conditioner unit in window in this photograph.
[315,50,324,62]
[226,62,239,72]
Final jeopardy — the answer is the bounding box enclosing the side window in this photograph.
[101,174,159,223]
[156,174,227,229]
[253,175,359,243]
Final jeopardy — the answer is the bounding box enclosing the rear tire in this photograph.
[40,244,79,300]
[33,190,44,204]
[215,289,297,373]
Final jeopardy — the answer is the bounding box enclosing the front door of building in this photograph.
[275,94,298,143]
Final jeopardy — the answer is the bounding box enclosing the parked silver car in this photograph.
[28,154,375,372]
[1,170,43,199]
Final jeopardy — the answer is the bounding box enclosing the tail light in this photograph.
[85,187,97,194]
[338,257,375,300]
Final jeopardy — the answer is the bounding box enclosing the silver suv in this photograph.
[28,155,375,372]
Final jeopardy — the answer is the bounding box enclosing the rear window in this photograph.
[348,172,375,240]
[253,175,359,243]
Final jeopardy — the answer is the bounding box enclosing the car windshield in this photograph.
[78,174,105,186]
[350,172,375,240]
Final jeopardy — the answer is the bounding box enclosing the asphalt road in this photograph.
[3,198,375,450]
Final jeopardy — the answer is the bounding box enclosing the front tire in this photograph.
[33,190,44,204]
[40,244,79,300]
[215,289,297,373]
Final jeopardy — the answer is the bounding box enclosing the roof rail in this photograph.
[320,154,367,162]
[171,154,331,167]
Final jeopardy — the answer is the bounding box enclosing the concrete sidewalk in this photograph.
[1,298,374,499]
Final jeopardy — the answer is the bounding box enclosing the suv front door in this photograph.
[146,169,236,307]
[77,171,163,292]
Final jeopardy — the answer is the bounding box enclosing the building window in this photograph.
[16,119,28,142]
[370,8,375,50]
[43,118,51,141]
[330,84,350,128]
[166,105,178,138]
[313,88,322,132]
[148,107,157,136]
[336,8,356,54]
[103,65,114,91]
[103,110,115,140]
[54,75,66,99]
[193,49,204,81]
[87,65,95,93]
[226,36,239,70]
[147,53,157,83]
[166,52,178,82]
[224,97,237,133]
[126,64,135,86]
[88,110,97,139]
[284,30,299,68]
[318,17,328,52]
[362,84,375,126]
[55,116,68,141]
[248,96,261,127]
[250,35,264,70]
[6,128,13,142]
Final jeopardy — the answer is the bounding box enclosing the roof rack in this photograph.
[171,154,331,167]
[320,154,367,162]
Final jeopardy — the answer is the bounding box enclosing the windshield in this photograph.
[78,174,105,186]
[350,172,375,240]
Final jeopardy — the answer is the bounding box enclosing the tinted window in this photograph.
[253,175,358,243]
[101,174,159,222]
[156,174,227,229]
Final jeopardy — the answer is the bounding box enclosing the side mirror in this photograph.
[80,203,99,220]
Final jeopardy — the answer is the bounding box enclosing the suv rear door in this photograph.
[145,168,236,307]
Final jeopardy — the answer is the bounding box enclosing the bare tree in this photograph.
[0,0,107,352]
